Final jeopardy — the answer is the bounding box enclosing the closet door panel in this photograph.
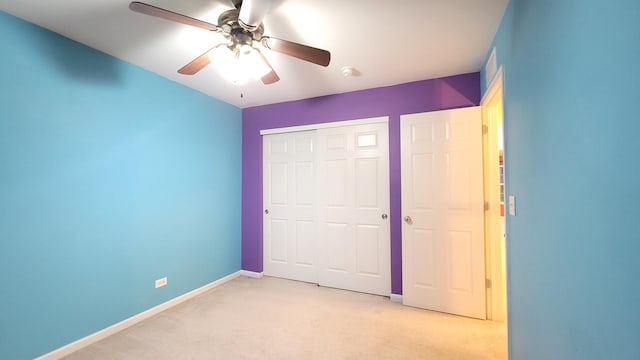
[263,131,318,283]
[317,122,391,296]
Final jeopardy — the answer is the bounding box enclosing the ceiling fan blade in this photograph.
[261,70,280,85]
[255,49,280,84]
[129,2,219,32]
[178,49,213,75]
[261,37,331,67]
[238,0,274,30]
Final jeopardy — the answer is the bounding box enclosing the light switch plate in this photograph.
[508,195,516,216]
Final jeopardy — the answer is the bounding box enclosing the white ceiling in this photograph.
[0,0,508,108]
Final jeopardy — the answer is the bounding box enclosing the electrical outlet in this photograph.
[155,277,167,288]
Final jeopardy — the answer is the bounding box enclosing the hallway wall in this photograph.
[482,0,640,358]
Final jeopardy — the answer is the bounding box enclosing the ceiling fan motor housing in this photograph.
[218,9,264,43]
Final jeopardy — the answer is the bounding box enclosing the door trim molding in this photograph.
[260,116,389,135]
[481,66,504,105]
[481,65,509,324]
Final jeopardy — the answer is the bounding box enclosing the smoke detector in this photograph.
[341,66,360,77]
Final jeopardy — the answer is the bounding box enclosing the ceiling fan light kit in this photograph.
[209,43,272,84]
[129,0,331,85]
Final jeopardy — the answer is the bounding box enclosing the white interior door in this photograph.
[401,107,486,319]
[317,122,391,296]
[263,131,318,283]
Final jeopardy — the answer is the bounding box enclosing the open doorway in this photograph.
[482,67,508,327]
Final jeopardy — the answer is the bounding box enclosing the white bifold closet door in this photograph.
[263,131,318,283]
[316,122,391,296]
[263,122,390,296]
[401,107,486,319]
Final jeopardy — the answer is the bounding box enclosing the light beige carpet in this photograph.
[63,276,507,359]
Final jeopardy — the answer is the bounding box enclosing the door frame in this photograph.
[481,66,509,354]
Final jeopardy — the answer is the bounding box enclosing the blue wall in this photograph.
[0,11,242,359]
[483,1,640,359]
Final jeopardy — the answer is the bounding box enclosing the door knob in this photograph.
[404,216,413,224]
[264,209,269,215]
[381,213,388,220]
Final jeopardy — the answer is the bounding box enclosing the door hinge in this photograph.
[486,278,492,289]
[484,201,490,211]
[482,124,489,135]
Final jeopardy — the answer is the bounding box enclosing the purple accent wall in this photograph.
[242,73,480,294]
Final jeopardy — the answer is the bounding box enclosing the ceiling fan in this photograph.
[129,0,331,85]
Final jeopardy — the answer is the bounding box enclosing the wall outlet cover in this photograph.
[155,277,168,288]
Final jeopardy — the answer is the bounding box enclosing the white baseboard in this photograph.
[390,293,403,303]
[36,270,244,360]
[239,270,263,278]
